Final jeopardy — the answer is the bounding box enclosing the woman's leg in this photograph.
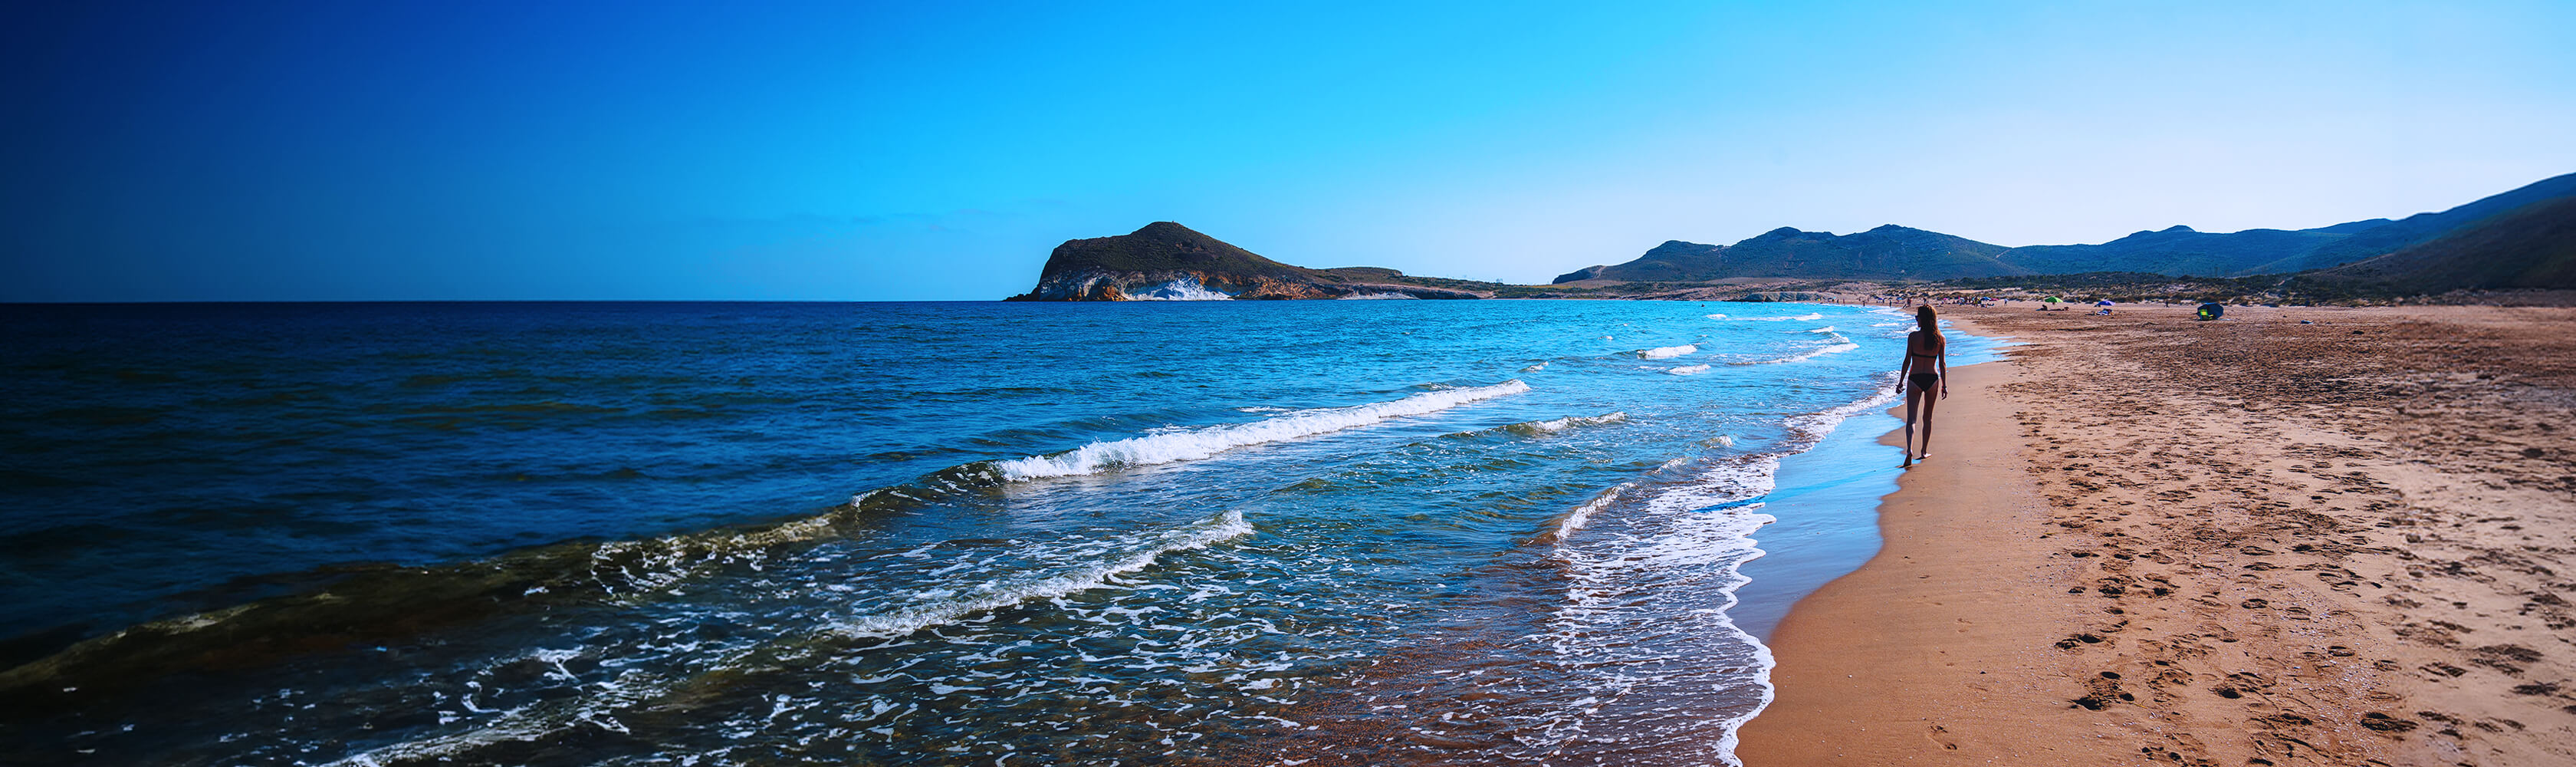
[1901,387,1923,467]
[1917,385,1940,459]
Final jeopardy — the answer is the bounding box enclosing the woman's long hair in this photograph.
[1916,305,1940,336]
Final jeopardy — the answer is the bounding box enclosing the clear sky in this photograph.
[4,0,2571,301]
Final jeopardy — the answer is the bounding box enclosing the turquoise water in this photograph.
[0,300,1996,765]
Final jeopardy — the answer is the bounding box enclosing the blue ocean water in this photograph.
[0,300,1996,765]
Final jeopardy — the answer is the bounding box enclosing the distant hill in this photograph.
[1561,172,2575,283]
[1993,223,2357,277]
[2257,172,2576,275]
[2306,195,2576,291]
[1028,221,1311,281]
[1996,172,2576,277]
[1554,225,2026,283]
[1005,222,1489,301]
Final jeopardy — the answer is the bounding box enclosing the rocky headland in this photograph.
[1004,222,1487,301]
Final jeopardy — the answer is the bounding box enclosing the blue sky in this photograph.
[4,0,2571,301]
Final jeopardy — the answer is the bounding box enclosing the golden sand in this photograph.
[1740,304,2576,766]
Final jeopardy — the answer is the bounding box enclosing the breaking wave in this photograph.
[1506,412,1628,436]
[997,381,1533,479]
[1733,343,1858,366]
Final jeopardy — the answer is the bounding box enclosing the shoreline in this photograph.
[1738,304,2576,765]
[1736,330,2134,764]
[1726,318,2015,642]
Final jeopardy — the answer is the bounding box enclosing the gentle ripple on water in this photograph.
[0,300,1999,765]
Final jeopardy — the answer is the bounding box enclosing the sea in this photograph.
[0,299,1999,766]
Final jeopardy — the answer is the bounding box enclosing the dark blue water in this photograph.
[0,300,1997,765]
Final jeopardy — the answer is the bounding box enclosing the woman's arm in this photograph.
[1939,337,1950,399]
[1898,332,1916,390]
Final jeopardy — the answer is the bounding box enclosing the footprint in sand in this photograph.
[2072,672,2131,709]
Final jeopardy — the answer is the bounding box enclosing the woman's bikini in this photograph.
[1906,332,1943,391]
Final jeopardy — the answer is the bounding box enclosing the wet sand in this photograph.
[1739,304,2576,766]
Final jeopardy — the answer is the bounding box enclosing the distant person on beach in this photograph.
[1896,305,1947,467]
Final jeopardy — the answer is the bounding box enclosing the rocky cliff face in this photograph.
[1005,222,1485,301]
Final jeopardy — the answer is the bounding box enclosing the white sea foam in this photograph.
[1521,381,1907,765]
[1536,455,1781,766]
[1734,341,1858,366]
[1521,362,1548,372]
[1734,311,1825,323]
[327,509,1256,767]
[324,666,685,766]
[833,509,1252,640]
[1803,326,1836,334]
[1125,277,1235,301]
[997,380,1532,479]
[1638,344,1697,360]
[1515,412,1628,433]
[1337,291,1418,300]
[1666,364,1712,375]
[1784,377,1904,439]
[1704,314,1728,320]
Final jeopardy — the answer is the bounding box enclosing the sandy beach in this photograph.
[1739,304,2576,766]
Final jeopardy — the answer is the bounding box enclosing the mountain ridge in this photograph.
[1559,171,2575,283]
[2306,195,2576,292]
[1005,171,2576,300]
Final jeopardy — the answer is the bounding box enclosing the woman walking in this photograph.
[1897,305,1947,467]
